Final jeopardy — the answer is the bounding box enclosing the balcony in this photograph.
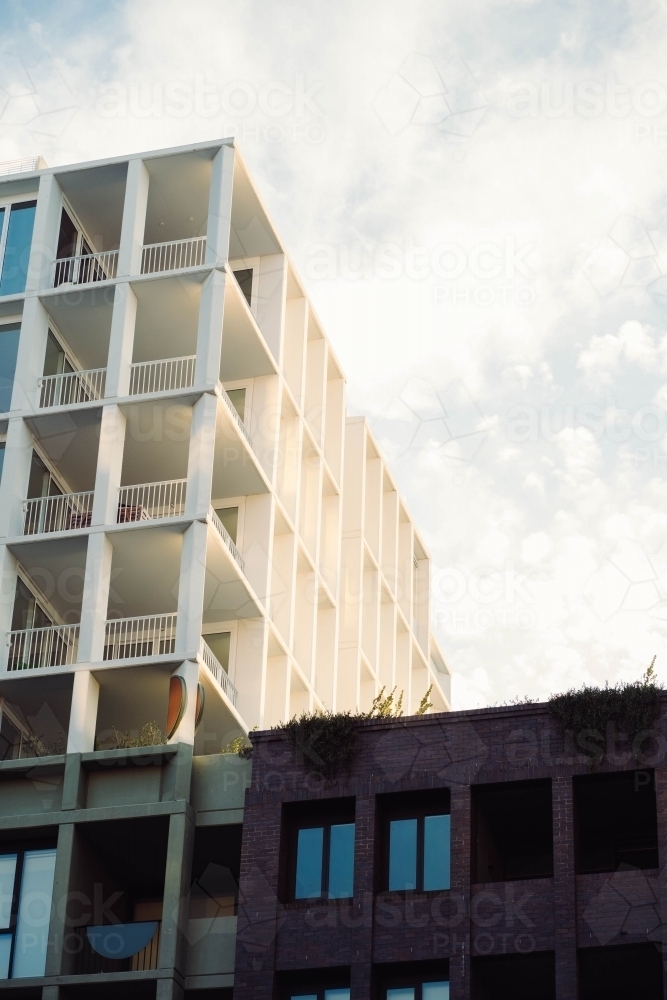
[129,355,196,396]
[52,249,119,287]
[210,507,245,572]
[23,491,94,535]
[104,614,176,661]
[141,236,206,275]
[6,624,79,671]
[200,637,238,706]
[218,382,252,448]
[117,480,187,522]
[38,368,106,408]
[72,921,161,974]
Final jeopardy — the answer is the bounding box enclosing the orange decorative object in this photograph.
[195,683,205,732]
[166,675,187,739]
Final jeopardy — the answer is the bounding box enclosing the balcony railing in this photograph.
[117,480,187,522]
[210,507,245,572]
[23,491,94,535]
[104,614,176,661]
[129,355,196,396]
[0,156,42,176]
[38,368,106,408]
[72,921,161,975]
[141,236,207,274]
[200,637,238,706]
[218,383,252,447]
[52,250,118,287]
[6,624,79,671]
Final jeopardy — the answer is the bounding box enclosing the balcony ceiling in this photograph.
[40,285,114,371]
[131,274,203,363]
[56,162,128,251]
[143,150,214,245]
[203,529,262,622]
[106,524,185,617]
[119,399,192,486]
[230,159,281,258]
[26,407,101,493]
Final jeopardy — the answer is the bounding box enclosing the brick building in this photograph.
[234,698,667,999]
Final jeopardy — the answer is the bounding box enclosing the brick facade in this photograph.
[234,699,667,998]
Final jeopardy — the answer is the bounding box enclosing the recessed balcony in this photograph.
[104,613,176,661]
[129,355,196,396]
[37,367,106,408]
[72,920,161,974]
[209,507,244,572]
[5,623,79,672]
[141,236,206,275]
[23,491,94,535]
[117,480,187,522]
[51,249,119,288]
[199,636,238,706]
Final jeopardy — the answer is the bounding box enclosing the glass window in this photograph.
[293,821,355,900]
[0,443,5,484]
[0,202,37,297]
[0,847,56,980]
[386,983,448,1000]
[389,818,418,891]
[295,827,324,899]
[0,324,20,413]
[232,268,253,308]
[290,991,350,1000]
[386,810,450,893]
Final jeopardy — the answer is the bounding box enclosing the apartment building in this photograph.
[0,141,450,996]
[236,698,667,1000]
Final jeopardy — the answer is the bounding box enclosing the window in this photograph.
[0,323,20,413]
[0,202,37,297]
[0,442,5,484]
[386,983,449,1000]
[285,799,355,901]
[0,846,57,979]
[574,770,659,874]
[214,507,239,544]
[380,792,450,893]
[53,207,106,286]
[289,992,350,1000]
[232,268,254,308]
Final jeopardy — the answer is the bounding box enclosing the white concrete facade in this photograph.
[0,140,451,757]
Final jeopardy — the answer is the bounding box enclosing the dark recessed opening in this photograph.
[578,943,663,999]
[574,770,658,874]
[233,268,253,307]
[190,824,242,918]
[472,779,553,883]
[472,951,555,1000]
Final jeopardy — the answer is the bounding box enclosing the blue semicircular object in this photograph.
[86,921,158,959]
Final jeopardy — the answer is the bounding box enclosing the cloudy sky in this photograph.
[3,0,667,708]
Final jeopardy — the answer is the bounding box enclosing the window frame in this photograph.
[283,798,356,903]
[384,980,450,1000]
[379,791,451,894]
[0,841,58,980]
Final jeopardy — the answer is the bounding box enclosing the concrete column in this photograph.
[184,392,217,519]
[105,281,137,398]
[117,158,149,279]
[0,545,18,662]
[159,810,195,976]
[91,404,126,525]
[25,172,62,293]
[10,295,50,412]
[205,143,234,268]
[77,532,113,662]
[450,783,471,1000]
[194,269,226,390]
[167,659,200,746]
[175,520,208,655]
[0,416,33,538]
[44,822,75,977]
[552,776,577,999]
[66,670,99,752]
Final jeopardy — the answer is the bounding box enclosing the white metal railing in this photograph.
[129,355,196,396]
[218,383,252,447]
[141,237,207,275]
[200,637,238,706]
[52,250,118,287]
[6,624,79,671]
[38,368,106,408]
[210,508,245,571]
[117,480,187,521]
[0,157,42,177]
[104,614,177,661]
[23,491,94,535]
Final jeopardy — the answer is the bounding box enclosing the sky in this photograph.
[2,0,667,708]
